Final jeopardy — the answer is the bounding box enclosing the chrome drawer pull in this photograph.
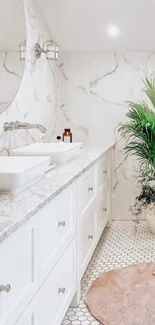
[58,287,66,294]
[88,235,93,239]
[103,208,107,212]
[0,284,11,293]
[103,170,107,174]
[88,186,93,191]
[58,221,65,227]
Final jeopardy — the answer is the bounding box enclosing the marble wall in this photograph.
[0,0,154,222]
[58,52,155,220]
[0,52,24,114]
[0,0,60,150]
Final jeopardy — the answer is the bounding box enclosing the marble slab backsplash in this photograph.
[0,52,24,114]
[0,0,154,221]
[58,52,155,220]
[0,0,60,151]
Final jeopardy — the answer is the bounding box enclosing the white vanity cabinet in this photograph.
[78,202,97,279]
[77,165,97,224]
[77,165,97,279]
[38,239,76,325]
[37,183,76,284]
[36,183,77,325]
[0,182,77,325]
[15,238,76,325]
[97,149,111,235]
[0,217,38,325]
[0,147,113,325]
[76,149,112,283]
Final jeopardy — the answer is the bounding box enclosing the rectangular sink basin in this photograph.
[11,142,83,165]
[0,156,51,193]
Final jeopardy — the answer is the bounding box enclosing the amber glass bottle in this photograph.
[62,128,72,143]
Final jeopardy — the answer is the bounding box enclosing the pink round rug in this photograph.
[85,262,155,325]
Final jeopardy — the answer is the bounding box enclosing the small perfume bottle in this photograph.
[62,129,72,143]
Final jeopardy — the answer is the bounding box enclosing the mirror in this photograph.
[0,0,26,114]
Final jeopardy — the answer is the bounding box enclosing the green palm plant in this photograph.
[119,78,155,184]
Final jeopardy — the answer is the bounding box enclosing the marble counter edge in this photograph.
[0,143,115,244]
[0,175,76,245]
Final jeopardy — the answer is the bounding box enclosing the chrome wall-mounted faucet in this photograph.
[3,121,47,134]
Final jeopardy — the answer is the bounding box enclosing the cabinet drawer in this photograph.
[78,203,97,278]
[98,151,109,191]
[37,182,76,284]
[38,239,76,325]
[0,218,38,325]
[77,166,97,222]
[97,187,109,234]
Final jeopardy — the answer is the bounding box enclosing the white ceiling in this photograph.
[0,0,26,51]
[38,0,155,51]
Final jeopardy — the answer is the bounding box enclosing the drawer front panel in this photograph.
[98,151,109,191]
[78,203,97,277]
[0,218,37,325]
[38,182,76,283]
[97,187,109,234]
[77,166,97,221]
[38,239,76,325]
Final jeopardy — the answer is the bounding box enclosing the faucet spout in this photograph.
[3,121,47,134]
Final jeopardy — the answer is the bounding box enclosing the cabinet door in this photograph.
[98,151,109,192]
[97,186,109,235]
[77,166,97,225]
[15,296,38,325]
[38,239,76,325]
[37,183,76,284]
[97,149,112,234]
[78,202,97,279]
[0,217,38,325]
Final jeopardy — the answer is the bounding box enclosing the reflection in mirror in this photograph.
[0,0,26,114]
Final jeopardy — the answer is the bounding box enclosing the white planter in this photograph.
[145,208,155,234]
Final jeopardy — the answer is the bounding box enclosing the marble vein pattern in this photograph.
[0,52,23,114]
[0,0,60,151]
[0,146,113,244]
[58,52,155,220]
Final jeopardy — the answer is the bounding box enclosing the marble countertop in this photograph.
[0,144,114,244]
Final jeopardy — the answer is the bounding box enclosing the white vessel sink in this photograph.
[11,142,83,165]
[0,156,51,193]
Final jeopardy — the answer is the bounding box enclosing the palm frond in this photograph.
[143,78,155,110]
[119,77,155,184]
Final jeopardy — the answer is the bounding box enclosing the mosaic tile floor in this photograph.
[62,221,155,325]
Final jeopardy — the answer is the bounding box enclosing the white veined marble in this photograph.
[58,52,155,220]
[0,52,24,114]
[0,0,60,151]
[0,0,154,222]
[0,146,110,244]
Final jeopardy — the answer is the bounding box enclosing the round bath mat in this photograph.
[85,262,155,325]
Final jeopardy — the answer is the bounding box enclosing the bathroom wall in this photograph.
[58,52,155,220]
[0,0,60,150]
[0,0,154,222]
[0,52,24,114]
